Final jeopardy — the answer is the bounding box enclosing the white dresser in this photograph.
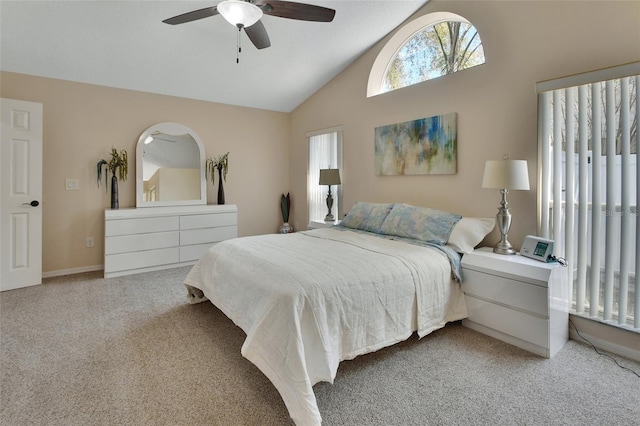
[104,205,237,278]
[460,247,569,358]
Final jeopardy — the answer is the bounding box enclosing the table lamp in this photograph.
[482,158,530,255]
[319,168,341,222]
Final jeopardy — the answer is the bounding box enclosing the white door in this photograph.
[0,98,43,291]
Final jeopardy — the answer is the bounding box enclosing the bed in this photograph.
[183,202,495,425]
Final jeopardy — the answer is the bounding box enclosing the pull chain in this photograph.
[236,25,243,64]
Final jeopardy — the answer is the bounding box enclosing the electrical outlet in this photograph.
[86,237,94,248]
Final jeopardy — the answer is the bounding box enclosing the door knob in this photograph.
[23,200,40,207]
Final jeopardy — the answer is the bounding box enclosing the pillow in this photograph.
[379,203,462,244]
[447,217,496,254]
[340,202,394,233]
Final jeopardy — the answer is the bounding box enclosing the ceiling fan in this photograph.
[162,0,336,55]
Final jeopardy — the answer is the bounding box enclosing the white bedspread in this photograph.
[184,228,468,425]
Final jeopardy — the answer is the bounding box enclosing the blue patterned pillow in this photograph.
[379,203,462,244]
[340,202,394,233]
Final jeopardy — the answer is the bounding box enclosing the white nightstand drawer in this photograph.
[460,247,568,358]
[465,296,548,348]
[462,269,548,317]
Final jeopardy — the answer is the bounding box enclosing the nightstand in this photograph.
[460,247,569,358]
[307,220,340,230]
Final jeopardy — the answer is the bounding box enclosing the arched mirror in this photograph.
[136,122,206,207]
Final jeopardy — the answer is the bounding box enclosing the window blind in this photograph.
[537,62,640,330]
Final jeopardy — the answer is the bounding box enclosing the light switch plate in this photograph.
[65,179,79,190]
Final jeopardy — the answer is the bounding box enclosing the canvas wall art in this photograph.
[374,112,457,175]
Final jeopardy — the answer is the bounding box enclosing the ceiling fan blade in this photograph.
[257,0,336,22]
[244,20,271,49]
[162,6,219,25]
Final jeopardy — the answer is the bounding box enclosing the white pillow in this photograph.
[447,217,495,254]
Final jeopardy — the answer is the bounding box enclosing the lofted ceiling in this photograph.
[0,0,429,112]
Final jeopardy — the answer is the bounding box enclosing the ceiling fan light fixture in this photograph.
[218,0,263,27]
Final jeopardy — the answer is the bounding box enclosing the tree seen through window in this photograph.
[383,20,485,92]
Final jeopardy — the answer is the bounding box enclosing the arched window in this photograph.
[368,12,485,97]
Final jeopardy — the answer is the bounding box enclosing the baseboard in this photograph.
[569,314,640,362]
[42,265,104,279]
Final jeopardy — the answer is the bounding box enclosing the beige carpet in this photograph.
[1,267,639,426]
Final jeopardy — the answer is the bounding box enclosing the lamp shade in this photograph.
[218,0,263,27]
[319,169,341,185]
[482,160,530,190]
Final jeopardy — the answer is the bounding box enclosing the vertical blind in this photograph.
[537,62,640,330]
[308,129,342,223]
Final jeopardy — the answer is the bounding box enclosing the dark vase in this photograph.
[217,168,225,205]
[111,174,119,209]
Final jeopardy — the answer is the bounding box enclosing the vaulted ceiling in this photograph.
[1,1,429,112]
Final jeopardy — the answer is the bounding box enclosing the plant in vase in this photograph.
[279,193,293,233]
[206,152,229,205]
[97,148,128,209]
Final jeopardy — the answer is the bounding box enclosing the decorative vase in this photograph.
[279,222,294,234]
[111,175,119,209]
[280,193,291,232]
[217,168,225,205]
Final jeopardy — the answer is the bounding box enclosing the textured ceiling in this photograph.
[0,0,429,112]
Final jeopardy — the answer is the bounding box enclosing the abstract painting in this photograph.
[374,112,457,175]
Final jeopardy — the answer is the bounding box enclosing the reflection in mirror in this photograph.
[143,133,199,201]
[136,123,206,207]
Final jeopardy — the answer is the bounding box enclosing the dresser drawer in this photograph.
[180,225,237,246]
[105,231,179,255]
[105,247,179,273]
[180,243,217,262]
[180,212,237,230]
[103,205,237,278]
[465,296,549,348]
[462,269,548,317]
[106,216,179,236]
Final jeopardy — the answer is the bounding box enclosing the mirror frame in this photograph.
[136,122,207,207]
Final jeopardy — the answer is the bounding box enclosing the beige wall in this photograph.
[1,1,638,275]
[1,72,290,274]
[289,0,640,248]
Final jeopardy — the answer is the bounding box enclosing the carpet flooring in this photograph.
[1,267,639,425]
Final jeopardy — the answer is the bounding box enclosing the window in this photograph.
[307,127,342,225]
[537,62,640,330]
[368,12,485,97]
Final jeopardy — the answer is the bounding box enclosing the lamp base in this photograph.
[493,240,516,255]
[324,190,335,223]
[494,188,517,255]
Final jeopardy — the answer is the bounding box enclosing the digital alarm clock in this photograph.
[520,235,554,262]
